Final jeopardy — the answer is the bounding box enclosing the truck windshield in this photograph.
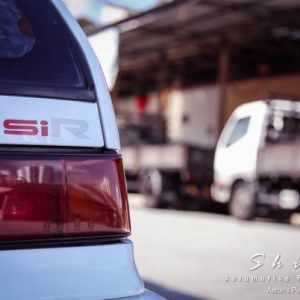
[226,117,250,147]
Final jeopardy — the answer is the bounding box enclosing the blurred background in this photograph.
[65,1,300,299]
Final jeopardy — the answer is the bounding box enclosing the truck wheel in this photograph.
[139,170,166,208]
[229,182,256,220]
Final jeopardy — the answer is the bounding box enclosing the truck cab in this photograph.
[212,99,300,220]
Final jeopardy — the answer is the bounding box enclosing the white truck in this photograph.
[212,99,300,220]
[119,86,219,208]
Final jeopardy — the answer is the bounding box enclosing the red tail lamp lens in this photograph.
[0,155,130,241]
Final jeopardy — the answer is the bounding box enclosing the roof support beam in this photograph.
[218,41,230,134]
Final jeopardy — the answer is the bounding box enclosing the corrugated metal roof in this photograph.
[89,0,300,96]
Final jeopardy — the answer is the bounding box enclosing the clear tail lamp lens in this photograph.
[0,155,130,242]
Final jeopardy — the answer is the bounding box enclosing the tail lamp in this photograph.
[0,154,130,243]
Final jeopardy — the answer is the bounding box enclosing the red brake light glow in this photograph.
[0,155,130,242]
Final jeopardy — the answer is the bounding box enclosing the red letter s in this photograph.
[4,119,38,135]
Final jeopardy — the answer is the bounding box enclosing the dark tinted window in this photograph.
[227,117,250,147]
[0,0,87,96]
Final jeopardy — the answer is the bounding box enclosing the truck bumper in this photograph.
[211,183,231,203]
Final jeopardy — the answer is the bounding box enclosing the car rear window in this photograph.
[0,0,94,100]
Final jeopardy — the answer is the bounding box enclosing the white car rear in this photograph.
[0,1,164,299]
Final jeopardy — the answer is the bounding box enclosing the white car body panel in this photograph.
[52,0,120,150]
[0,96,104,147]
[0,241,145,300]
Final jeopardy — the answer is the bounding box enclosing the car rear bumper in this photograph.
[0,239,165,300]
[126,290,166,299]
